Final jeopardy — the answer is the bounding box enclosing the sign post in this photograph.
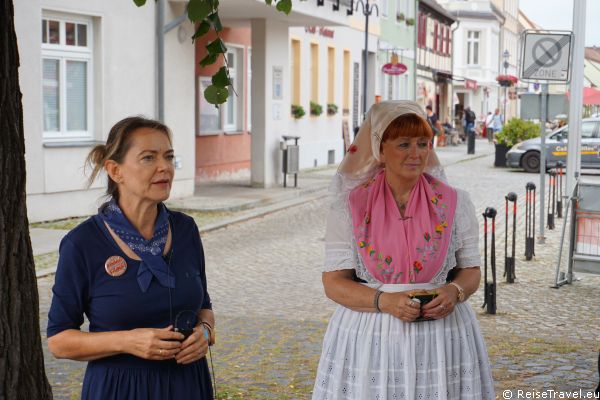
[520,30,573,244]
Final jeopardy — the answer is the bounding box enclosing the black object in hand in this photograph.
[174,310,198,341]
[410,292,438,322]
[174,327,194,340]
[411,293,437,305]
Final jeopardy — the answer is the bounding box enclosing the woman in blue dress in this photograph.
[47,117,215,400]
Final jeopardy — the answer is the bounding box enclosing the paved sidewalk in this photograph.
[29,139,493,264]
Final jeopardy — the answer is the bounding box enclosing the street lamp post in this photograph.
[503,49,510,123]
[355,0,378,120]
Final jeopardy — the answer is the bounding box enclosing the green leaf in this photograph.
[207,12,223,32]
[133,0,147,6]
[204,85,229,105]
[188,0,214,22]
[192,21,211,40]
[275,0,292,14]
[206,38,227,55]
[212,67,231,87]
[265,0,273,5]
[199,53,219,67]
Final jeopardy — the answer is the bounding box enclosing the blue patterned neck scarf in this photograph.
[99,199,175,292]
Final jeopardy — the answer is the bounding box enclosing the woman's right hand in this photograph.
[125,325,184,360]
[378,291,422,322]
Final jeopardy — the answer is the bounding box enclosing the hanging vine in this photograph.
[134,0,292,105]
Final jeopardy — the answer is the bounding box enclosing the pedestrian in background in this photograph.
[312,101,495,399]
[485,112,494,143]
[425,104,444,147]
[46,117,215,400]
[491,108,504,139]
[464,106,476,137]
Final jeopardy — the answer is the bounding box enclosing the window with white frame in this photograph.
[223,46,244,132]
[466,30,480,65]
[42,14,93,140]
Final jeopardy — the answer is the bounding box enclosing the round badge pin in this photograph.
[105,255,127,277]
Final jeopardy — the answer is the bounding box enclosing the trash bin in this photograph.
[281,135,300,188]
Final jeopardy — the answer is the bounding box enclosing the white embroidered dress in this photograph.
[312,172,495,400]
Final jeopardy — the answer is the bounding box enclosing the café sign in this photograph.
[381,63,407,75]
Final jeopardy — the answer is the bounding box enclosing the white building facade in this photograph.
[437,0,504,119]
[288,24,378,169]
[16,0,196,222]
[15,0,360,221]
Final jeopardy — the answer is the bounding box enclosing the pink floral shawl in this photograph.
[349,170,457,284]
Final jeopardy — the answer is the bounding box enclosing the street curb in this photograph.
[35,188,330,280]
[198,190,329,234]
[169,181,330,213]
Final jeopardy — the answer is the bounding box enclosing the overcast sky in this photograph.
[519,0,600,47]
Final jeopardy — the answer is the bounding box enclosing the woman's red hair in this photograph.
[381,113,433,144]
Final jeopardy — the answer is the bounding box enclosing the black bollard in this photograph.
[525,182,536,261]
[482,207,497,315]
[504,192,517,283]
[547,170,556,230]
[467,127,475,154]
[556,161,564,218]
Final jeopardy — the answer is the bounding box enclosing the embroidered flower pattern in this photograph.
[354,175,452,283]
[413,260,423,272]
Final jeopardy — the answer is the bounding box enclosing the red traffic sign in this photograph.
[381,63,407,75]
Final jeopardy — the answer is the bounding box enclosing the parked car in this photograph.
[506,117,600,172]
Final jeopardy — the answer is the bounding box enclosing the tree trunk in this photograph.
[0,0,53,398]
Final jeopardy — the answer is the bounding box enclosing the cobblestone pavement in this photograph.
[37,152,600,399]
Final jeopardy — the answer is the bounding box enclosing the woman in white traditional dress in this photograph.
[312,101,495,400]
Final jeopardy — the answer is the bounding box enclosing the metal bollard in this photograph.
[547,170,556,230]
[504,192,517,283]
[556,161,564,218]
[525,182,536,261]
[467,128,475,155]
[482,207,497,315]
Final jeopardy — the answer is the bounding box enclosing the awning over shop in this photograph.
[566,86,600,105]
[434,71,453,83]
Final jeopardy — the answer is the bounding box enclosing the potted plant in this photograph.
[396,12,405,22]
[327,103,338,116]
[291,104,305,119]
[496,74,518,87]
[405,17,415,26]
[310,101,323,117]
[494,118,540,167]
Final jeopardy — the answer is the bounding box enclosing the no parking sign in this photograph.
[520,30,573,83]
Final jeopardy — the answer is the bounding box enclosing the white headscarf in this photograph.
[334,100,445,195]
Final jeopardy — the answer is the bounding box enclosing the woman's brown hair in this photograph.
[380,113,433,151]
[86,116,172,201]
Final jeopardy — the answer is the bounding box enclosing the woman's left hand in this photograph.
[174,327,209,365]
[421,285,459,320]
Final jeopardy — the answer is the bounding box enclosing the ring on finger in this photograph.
[159,349,164,356]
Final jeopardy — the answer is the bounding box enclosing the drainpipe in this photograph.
[157,0,165,121]
[413,0,417,101]
[156,1,187,122]
[450,16,459,121]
